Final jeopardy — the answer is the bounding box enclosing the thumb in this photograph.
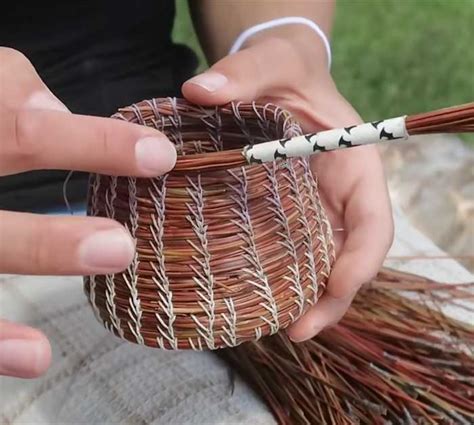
[182,40,291,106]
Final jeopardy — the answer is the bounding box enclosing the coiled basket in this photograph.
[84,98,334,350]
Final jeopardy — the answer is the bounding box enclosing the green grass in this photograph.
[173,0,474,142]
[173,1,206,70]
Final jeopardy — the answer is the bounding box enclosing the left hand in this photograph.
[182,29,394,341]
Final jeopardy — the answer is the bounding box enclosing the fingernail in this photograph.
[288,334,306,343]
[135,136,177,175]
[186,72,228,92]
[78,228,135,273]
[287,328,322,343]
[0,339,49,378]
[24,91,70,113]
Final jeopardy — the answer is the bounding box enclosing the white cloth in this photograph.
[0,207,472,424]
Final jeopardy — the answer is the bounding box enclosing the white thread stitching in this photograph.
[263,162,306,314]
[298,158,323,302]
[228,167,279,335]
[185,175,216,350]
[168,97,185,155]
[103,177,124,338]
[303,160,333,280]
[148,176,178,350]
[123,176,144,344]
[284,160,319,308]
[221,298,238,347]
[232,102,254,145]
[200,106,224,151]
[87,173,102,321]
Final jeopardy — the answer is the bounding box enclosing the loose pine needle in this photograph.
[220,268,474,424]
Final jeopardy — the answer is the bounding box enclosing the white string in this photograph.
[228,16,332,69]
[62,170,74,215]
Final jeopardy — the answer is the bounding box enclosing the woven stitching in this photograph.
[201,106,224,152]
[263,162,305,318]
[232,102,254,145]
[168,97,185,154]
[103,176,124,337]
[149,176,178,349]
[123,176,144,344]
[252,102,274,141]
[298,158,322,300]
[123,106,148,345]
[87,173,103,321]
[221,298,238,347]
[285,160,320,310]
[228,167,279,336]
[186,175,217,350]
[306,169,333,281]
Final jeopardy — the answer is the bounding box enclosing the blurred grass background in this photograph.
[173,0,474,142]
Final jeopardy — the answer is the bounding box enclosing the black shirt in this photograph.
[1,0,197,211]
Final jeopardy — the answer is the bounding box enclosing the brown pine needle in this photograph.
[219,268,474,424]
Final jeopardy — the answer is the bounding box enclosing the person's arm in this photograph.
[189,0,334,64]
[183,1,394,342]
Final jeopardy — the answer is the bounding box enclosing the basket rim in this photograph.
[114,97,299,172]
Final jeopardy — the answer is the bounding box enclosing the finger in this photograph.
[1,49,175,177]
[0,211,136,275]
[287,293,355,342]
[182,38,302,105]
[1,108,176,177]
[0,320,51,378]
[0,47,68,112]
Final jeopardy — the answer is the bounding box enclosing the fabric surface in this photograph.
[0,206,472,424]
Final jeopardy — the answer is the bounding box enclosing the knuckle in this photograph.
[326,318,342,330]
[331,285,356,300]
[365,270,379,287]
[28,218,52,273]
[0,48,35,78]
[99,125,111,156]
[10,109,42,169]
[329,313,346,328]
[0,47,29,65]
[88,116,113,157]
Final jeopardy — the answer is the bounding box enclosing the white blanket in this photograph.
[0,207,472,424]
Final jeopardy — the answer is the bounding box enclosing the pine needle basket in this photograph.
[84,98,335,350]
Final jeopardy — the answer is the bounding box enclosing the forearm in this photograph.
[190,0,335,64]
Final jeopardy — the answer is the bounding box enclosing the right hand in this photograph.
[0,47,177,378]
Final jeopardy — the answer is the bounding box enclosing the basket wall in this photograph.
[84,98,335,350]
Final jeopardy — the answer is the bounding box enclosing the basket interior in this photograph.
[113,98,302,158]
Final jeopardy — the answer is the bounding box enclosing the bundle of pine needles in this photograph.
[220,268,474,424]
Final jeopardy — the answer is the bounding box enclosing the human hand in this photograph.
[0,48,177,378]
[182,28,393,341]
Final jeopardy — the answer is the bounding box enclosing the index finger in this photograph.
[1,108,176,177]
